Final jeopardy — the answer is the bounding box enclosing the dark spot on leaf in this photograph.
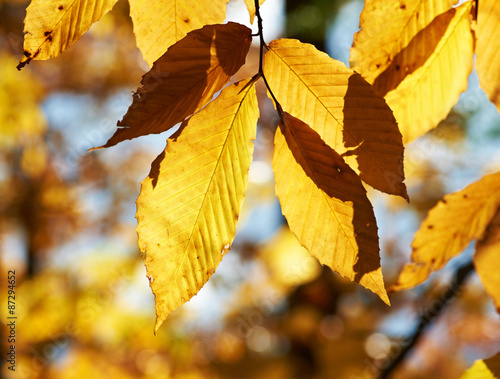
[23,51,30,57]
[431,258,436,264]
[442,199,447,204]
[427,224,434,229]
[47,35,52,42]
[58,5,63,10]
[395,65,400,71]
[376,64,380,68]
[183,18,190,23]
[400,4,406,9]
[463,194,468,199]
[44,31,51,36]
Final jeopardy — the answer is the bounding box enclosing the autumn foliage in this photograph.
[5,0,500,377]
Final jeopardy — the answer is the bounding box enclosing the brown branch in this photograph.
[254,0,283,121]
[377,260,475,379]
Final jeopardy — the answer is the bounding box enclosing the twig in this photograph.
[377,260,475,379]
[254,0,284,121]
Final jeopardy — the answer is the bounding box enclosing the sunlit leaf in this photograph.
[383,2,474,144]
[391,171,500,292]
[460,351,500,379]
[474,210,500,311]
[96,22,252,149]
[136,79,259,332]
[17,0,119,69]
[273,111,389,304]
[265,39,407,199]
[129,0,229,66]
[244,0,265,24]
[350,0,457,84]
[476,0,500,113]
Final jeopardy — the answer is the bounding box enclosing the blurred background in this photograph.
[1,0,500,378]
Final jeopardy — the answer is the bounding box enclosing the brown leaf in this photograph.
[96,22,252,149]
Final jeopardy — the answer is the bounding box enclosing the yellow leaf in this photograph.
[391,171,500,292]
[264,39,407,199]
[136,79,259,332]
[460,352,500,379]
[18,0,119,69]
[273,111,389,304]
[129,0,229,66]
[476,0,500,113]
[474,210,500,311]
[350,0,458,84]
[383,3,474,144]
[372,10,455,97]
[97,22,252,149]
[244,0,265,24]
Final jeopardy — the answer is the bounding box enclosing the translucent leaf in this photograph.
[273,111,389,304]
[476,0,500,113]
[460,352,500,379]
[391,171,500,292]
[244,0,265,24]
[474,210,500,311]
[136,79,259,332]
[264,39,407,199]
[350,0,457,84]
[383,3,474,143]
[129,0,229,66]
[97,22,252,149]
[17,0,119,69]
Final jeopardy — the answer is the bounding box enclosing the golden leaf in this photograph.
[460,351,500,379]
[264,39,407,199]
[97,22,252,149]
[129,0,229,66]
[136,79,259,332]
[18,0,119,69]
[476,0,500,113]
[383,2,474,144]
[244,0,265,24]
[350,0,457,84]
[474,210,500,311]
[391,171,500,292]
[273,111,389,304]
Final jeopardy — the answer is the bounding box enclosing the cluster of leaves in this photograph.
[16,0,500,373]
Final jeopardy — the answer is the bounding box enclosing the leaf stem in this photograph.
[254,0,284,121]
[377,260,475,379]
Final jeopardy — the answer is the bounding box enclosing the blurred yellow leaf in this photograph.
[391,171,500,292]
[383,2,474,143]
[264,39,407,199]
[350,0,457,85]
[460,351,500,379]
[476,0,500,113]
[273,112,389,304]
[98,22,251,149]
[20,143,47,178]
[129,0,229,66]
[244,0,265,24]
[0,53,46,147]
[474,210,500,311]
[136,79,259,332]
[18,0,119,69]
[261,227,321,288]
